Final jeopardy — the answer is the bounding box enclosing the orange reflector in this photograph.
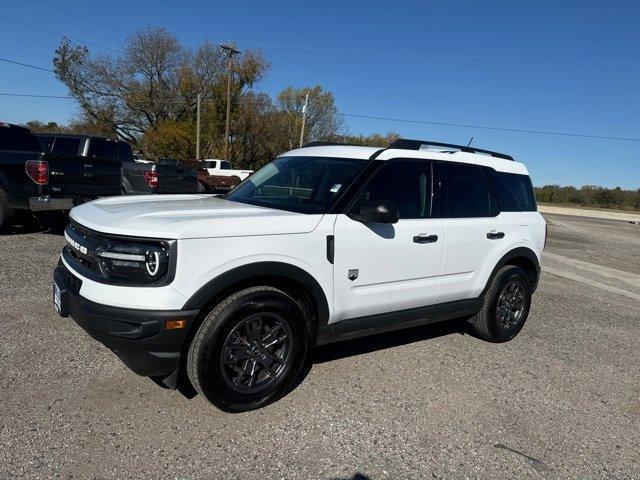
[165,319,187,330]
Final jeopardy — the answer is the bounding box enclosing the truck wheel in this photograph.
[196,182,205,193]
[0,189,14,229]
[187,286,309,412]
[470,265,532,342]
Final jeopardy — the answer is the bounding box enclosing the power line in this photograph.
[0,92,70,98]
[0,57,54,73]
[0,13,119,53]
[337,113,640,142]
[34,0,129,34]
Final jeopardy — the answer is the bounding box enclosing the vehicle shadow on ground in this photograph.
[0,212,66,236]
[311,318,470,364]
[281,318,472,401]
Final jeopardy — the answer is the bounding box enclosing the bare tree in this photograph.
[277,85,345,148]
[54,28,269,144]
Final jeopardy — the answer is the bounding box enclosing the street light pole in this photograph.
[299,93,309,148]
[220,43,241,160]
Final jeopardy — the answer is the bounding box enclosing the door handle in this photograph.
[487,231,505,240]
[413,234,438,244]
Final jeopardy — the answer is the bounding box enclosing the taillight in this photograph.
[144,171,159,188]
[25,160,48,185]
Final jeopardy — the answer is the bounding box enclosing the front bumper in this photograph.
[29,196,74,212]
[53,264,199,378]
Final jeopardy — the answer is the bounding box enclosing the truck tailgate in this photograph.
[47,154,122,197]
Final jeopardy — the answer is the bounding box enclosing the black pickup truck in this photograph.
[0,123,121,228]
[38,134,198,195]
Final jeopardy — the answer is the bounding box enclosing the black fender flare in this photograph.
[182,261,330,325]
[481,247,541,296]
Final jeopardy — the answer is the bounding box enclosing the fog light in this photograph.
[165,319,187,330]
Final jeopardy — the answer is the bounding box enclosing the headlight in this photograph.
[97,240,172,283]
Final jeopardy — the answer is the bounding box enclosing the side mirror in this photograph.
[350,200,399,224]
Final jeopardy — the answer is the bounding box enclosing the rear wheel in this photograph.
[187,286,309,412]
[471,265,532,342]
[0,189,14,229]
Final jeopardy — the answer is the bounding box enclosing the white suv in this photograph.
[53,139,546,412]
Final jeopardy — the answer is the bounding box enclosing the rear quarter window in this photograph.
[486,169,536,212]
[52,137,81,156]
[88,138,118,160]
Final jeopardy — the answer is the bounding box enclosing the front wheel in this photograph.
[470,265,532,342]
[187,286,309,412]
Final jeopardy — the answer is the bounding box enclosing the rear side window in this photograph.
[486,169,536,211]
[354,160,431,219]
[117,142,134,162]
[38,136,55,153]
[434,162,497,218]
[52,137,80,156]
[88,138,118,160]
[220,161,231,170]
[0,126,43,152]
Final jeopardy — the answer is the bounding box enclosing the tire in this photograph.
[470,265,532,342]
[187,286,309,412]
[0,188,14,229]
[196,182,205,193]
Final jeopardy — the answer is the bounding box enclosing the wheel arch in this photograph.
[169,261,329,393]
[182,261,330,342]
[481,247,541,296]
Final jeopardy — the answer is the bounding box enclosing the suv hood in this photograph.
[69,194,323,239]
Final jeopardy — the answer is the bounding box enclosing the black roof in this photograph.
[387,139,514,161]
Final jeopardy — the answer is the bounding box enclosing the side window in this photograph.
[435,163,497,218]
[116,142,134,162]
[220,161,232,170]
[486,168,536,211]
[88,138,118,160]
[51,137,80,156]
[37,136,55,153]
[353,160,431,219]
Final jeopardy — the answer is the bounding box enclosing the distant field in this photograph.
[538,204,640,223]
[537,202,639,215]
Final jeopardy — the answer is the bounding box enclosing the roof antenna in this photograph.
[467,136,474,147]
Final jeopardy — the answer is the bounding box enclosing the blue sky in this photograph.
[1,0,639,188]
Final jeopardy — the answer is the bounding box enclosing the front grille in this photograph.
[64,221,108,278]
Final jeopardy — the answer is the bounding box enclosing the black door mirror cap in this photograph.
[350,200,399,224]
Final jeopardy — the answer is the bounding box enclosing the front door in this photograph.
[332,159,444,323]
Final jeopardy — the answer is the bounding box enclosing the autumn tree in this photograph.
[277,85,345,149]
[53,28,268,146]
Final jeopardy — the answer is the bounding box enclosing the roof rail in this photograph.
[387,139,514,161]
[302,141,381,148]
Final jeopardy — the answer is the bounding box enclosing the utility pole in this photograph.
[220,43,241,160]
[196,92,201,160]
[299,93,309,148]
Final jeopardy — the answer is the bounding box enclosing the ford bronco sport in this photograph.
[53,139,545,412]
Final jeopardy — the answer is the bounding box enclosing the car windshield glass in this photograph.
[226,156,367,214]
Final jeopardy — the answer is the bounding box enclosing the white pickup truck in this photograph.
[203,159,253,181]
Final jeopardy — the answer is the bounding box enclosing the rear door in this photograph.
[332,159,445,322]
[433,161,513,303]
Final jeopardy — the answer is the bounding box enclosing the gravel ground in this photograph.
[1,215,639,479]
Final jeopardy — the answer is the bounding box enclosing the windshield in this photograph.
[226,156,367,214]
